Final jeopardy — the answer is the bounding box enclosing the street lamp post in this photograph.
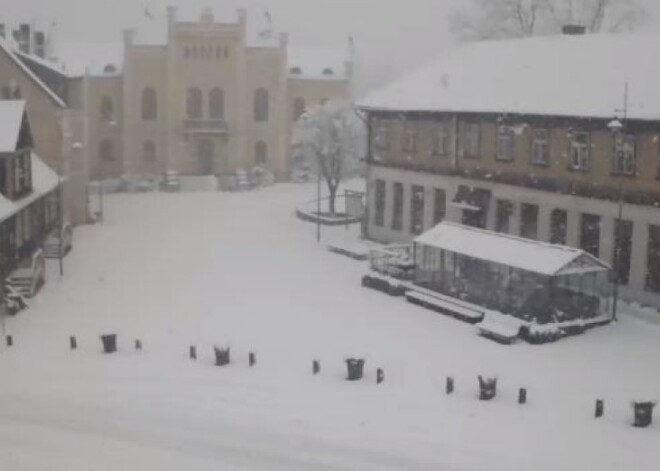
[607,118,625,322]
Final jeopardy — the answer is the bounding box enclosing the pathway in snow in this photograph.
[1,182,660,470]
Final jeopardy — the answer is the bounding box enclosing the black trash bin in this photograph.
[478,375,497,401]
[100,334,117,354]
[214,346,231,366]
[345,358,365,381]
[633,401,656,428]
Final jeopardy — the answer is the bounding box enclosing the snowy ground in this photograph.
[1,182,660,470]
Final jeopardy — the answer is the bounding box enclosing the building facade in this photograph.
[0,101,60,278]
[0,28,89,226]
[360,33,660,310]
[83,7,352,180]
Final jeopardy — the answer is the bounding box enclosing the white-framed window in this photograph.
[462,122,480,158]
[613,134,636,176]
[497,126,515,161]
[570,132,590,171]
[433,122,450,156]
[403,126,418,153]
[374,123,389,150]
[531,129,550,165]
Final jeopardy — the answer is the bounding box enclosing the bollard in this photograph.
[313,360,320,375]
[345,358,365,381]
[249,352,256,367]
[214,346,231,366]
[446,377,454,395]
[100,334,117,354]
[5,335,12,347]
[377,368,384,384]
[70,336,77,350]
[595,399,604,418]
[518,388,527,405]
[478,375,497,401]
[632,401,656,428]
[189,345,197,360]
[135,339,142,351]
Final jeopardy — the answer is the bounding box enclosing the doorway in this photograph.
[197,139,215,175]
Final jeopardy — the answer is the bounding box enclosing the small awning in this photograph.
[450,185,492,212]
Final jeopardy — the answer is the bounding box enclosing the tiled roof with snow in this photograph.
[360,33,660,121]
[56,42,124,77]
[0,100,26,153]
[288,47,349,80]
[0,37,66,108]
[415,222,609,276]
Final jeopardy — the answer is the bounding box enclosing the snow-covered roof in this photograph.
[414,222,609,276]
[360,33,660,121]
[0,100,26,153]
[288,47,349,80]
[0,37,66,108]
[0,153,59,224]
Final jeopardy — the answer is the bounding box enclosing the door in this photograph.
[197,139,215,175]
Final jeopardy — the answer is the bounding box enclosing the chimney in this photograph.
[34,31,46,58]
[123,28,135,49]
[18,24,31,53]
[562,24,587,35]
[201,7,214,24]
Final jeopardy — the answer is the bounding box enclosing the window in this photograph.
[216,46,222,60]
[184,46,190,58]
[433,122,450,156]
[550,209,567,245]
[293,97,306,122]
[614,219,633,286]
[520,203,539,240]
[392,182,403,231]
[374,123,389,150]
[209,88,225,120]
[99,139,115,162]
[433,189,446,224]
[531,129,549,165]
[1,84,20,99]
[410,185,425,235]
[254,88,269,122]
[374,179,386,227]
[497,126,514,161]
[0,159,6,196]
[646,225,660,293]
[496,200,513,233]
[143,141,156,162]
[462,122,480,158]
[100,96,113,121]
[580,213,601,257]
[186,88,203,119]
[403,126,417,153]
[570,132,590,171]
[613,134,636,176]
[255,141,268,164]
[141,87,157,121]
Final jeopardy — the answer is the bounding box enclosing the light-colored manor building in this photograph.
[359,31,660,310]
[78,7,353,180]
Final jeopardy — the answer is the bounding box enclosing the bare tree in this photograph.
[451,0,644,40]
[294,102,366,216]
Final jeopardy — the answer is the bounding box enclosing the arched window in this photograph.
[186,87,203,119]
[254,88,269,122]
[141,87,157,121]
[99,140,115,162]
[293,97,306,122]
[143,140,156,162]
[100,96,113,121]
[255,141,268,164]
[209,88,225,119]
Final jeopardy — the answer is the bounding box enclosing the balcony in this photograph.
[183,118,229,135]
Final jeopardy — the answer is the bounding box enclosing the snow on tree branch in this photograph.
[292,101,366,215]
[451,0,645,41]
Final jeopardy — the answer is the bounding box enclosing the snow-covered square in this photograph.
[1,183,659,470]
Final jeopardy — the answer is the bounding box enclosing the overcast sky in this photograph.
[3,0,660,95]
